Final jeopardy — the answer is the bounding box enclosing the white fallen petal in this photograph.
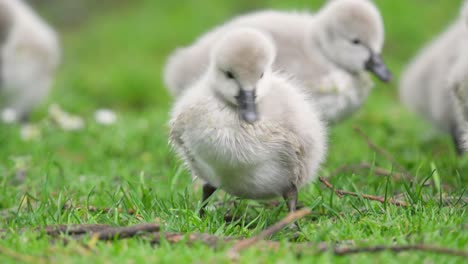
[48,104,85,131]
[1,108,19,124]
[95,109,117,125]
[79,175,87,183]
[61,117,84,131]
[20,124,41,141]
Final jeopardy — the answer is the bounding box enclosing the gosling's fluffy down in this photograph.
[451,58,468,151]
[400,1,468,153]
[164,0,390,124]
[463,0,468,26]
[169,29,327,205]
[449,3,468,151]
[0,2,12,44]
[0,0,60,122]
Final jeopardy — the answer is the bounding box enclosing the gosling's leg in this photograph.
[283,185,302,233]
[450,124,465,156]
[199,183,217,217]
[282,184,298,213]
[19,112,31,124]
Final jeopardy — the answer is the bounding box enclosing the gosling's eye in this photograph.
[225,71,235,79]
[352,39,361,45]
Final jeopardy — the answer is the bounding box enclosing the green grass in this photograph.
[1,0,467,263]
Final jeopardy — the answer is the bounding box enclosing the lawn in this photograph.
[0,0,467,263]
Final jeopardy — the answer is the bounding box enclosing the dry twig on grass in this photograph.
[62,203,137,215]
[93,223,160,240]
[331,244,468,257]
[319,177,408,207]
[41,223,160,241]
[4,222,468,258]
[153,232,468,259]
[40,224,111,237]
[151,232,235,248]
[326,162,407,180]
[1,224,112,239]
[227,208,311,258]
[353,126,413,179]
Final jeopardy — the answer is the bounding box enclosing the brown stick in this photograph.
[40,224,112,237]
[326,162,407,180]
[151,232,236,248]
[93,223,160,240]
[7,223,468,258]
[62,204,137,215]
[227,208,311,258]
[353,126,412,178]
[319,177,408,207]
[1,224,113,239]
[332,244,468,257]
[153,232,468,258]
[36,223,160,241]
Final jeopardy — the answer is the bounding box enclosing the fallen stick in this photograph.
[353,126,413,178]
[5,223,468,258]
[40,224,112,237]
[326,162,407,180]
[151,232,235,248]
[62,204,137,215]
[93,223,160,240]
[319,177,408,207]
[1,224,113,239]
[150,231,468,258]
[227,208,311,258]
[36,223,160,241]
[331,244,468,257]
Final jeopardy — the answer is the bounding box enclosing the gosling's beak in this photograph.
[236,89,258,124]
[365,52,392,83]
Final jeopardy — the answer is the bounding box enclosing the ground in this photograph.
[0,0,467,263]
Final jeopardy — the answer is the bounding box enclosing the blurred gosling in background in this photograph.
[449,2,468,152]
[400,0,468,154]
[0,0,60,123]
[164,0,391,124]
[451,56,468,153]
[169,28,327,214]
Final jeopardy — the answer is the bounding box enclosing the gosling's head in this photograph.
[210,28,276,124]
[462,0,468,27]
[314,0,392,82]
[0,1,13,44]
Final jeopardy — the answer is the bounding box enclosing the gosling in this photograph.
[451,68,468,152]
[449,2,468,153]
[400,1,468,154]
[164,0,392,124]
[0,0,60,123]
[169,28,327,214]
